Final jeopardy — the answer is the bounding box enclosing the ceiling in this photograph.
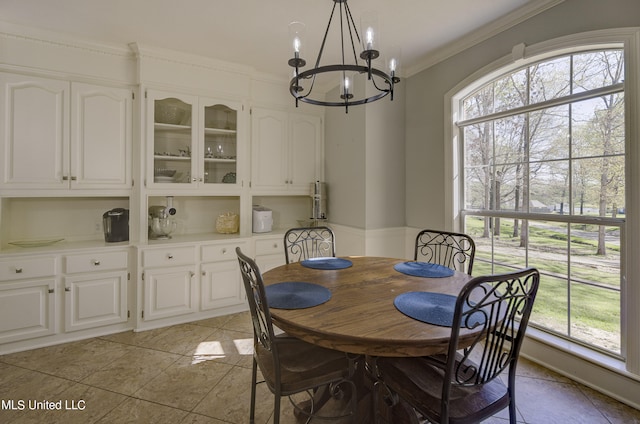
[0,0,560,79]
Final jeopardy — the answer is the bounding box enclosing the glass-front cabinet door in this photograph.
[199,98,240,187]
[148,90,197,186]
[147,90,242,189]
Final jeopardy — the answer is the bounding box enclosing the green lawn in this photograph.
[465,216,621,353]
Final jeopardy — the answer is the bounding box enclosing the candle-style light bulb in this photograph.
[340,74,354,100]
[288,22,306,68]
[366,27,374,51]
[293,37,301,54]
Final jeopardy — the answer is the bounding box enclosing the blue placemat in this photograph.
[265,282,332,309]
[301,257,353,270]
[394,261,455,278]
[394,292,484,327]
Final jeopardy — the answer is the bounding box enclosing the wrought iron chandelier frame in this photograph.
[288,0,399,112]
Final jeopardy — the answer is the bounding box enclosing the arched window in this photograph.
[447,29,640,364]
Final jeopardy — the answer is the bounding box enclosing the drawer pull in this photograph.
[65,287,71,292]
[48,289,54,294]
[15,268,23,274]
[93,260,101,266]
[167,254,174,259]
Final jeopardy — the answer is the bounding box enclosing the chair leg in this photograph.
[273,390,281,424]
[250,358,258,424]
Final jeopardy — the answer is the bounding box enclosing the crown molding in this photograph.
[406,0,565,77]
[0,20,133,59]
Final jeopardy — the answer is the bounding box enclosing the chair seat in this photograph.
[376,356,510,424]
[257,335,352,395]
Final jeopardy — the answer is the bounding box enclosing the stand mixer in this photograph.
[149,197,177,240]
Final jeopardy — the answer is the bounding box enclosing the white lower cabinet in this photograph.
[0,279,57,344]
[63,250,129,332]
[0,255,58,344]
[143,265,197,321]
[139,240,248,327]
[200,241,247,310]
[254,236,286,272]
[141,246,197,322]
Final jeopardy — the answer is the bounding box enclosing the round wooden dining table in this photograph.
[262,256,474,358]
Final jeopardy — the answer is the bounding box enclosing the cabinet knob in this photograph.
[222,248,227,254]
[189,271,195,277]
[15,268,23,274]
[273,243,278,248]
[71,176,77,181]
[62,176,69,181]
[93,260,101,266]
[167,254,174,259]
[65,287,71,292]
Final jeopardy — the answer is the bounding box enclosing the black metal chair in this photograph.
[236,247,357,424]
[414,229,476,275]
[284,226,336,264]
[372,267,540,424]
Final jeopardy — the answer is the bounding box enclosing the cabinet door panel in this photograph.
[251,108,288,189]
[0,279,56,343]
[289,113,321,190]
[71,83,132,189]
[201,260,242,310]
[0,74,68,188]
[65,271,128,332]
[143,266,196,321]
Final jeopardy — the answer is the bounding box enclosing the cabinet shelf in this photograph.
[154,156,237,164]
[155,123,191,132]
[154,155,191,161]
[204,158,236,163]
[205,127,236,136]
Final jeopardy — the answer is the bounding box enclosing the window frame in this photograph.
[444,28,640,375]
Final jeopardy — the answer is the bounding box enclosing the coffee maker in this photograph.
[148,196,177,240]
[103,208,129,242]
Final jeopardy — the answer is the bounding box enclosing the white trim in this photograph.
[444,28,640,386]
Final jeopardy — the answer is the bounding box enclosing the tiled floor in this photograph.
[1,311,639,424]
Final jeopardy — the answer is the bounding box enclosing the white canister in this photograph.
[252,206,273,233]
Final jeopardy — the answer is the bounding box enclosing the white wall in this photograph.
[324,71,406,233]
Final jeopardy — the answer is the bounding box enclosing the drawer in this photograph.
[0,256,57,281]
[255,238,284,256]
[142,246,195,268]
[65,251,128,274]
[201,241,247,263]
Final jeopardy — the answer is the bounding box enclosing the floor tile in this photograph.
[2,311,639,424]
[134,355,233,410]
[193,365,273,424]
[515,376,609,423]
[79,346,181,395]
[95,397,188,424]
[1,338,132,381]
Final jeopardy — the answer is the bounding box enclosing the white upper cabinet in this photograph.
[251,108,322,193]
[71,82,132,189]
[147,89,244,191]
[0,73,132,191]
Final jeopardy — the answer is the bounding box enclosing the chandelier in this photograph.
[288,0,400,113]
